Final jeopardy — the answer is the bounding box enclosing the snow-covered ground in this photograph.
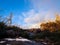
[0,37,43,45]
[5,37,32,42]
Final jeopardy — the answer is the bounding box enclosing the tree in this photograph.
[0,22,7,38]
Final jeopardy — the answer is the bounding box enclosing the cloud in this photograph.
[23,10,41,23]
[23,10,42,24]
[22,10,41,29]
[13,0,59,29]
[22,23,40,29]
[21,9,55,29]
[20,0,59,29]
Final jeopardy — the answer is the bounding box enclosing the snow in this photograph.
[1,37,43,45]
[0,41,6,43]
[16,38,32,42]
[5,37,32,42]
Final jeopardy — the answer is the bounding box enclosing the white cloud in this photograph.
[21,9,55,29]
[24,10,40,23]
[23,10,42,24]
[21,23,41,29]
[14,0,57,29]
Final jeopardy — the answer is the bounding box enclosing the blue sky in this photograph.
[0,0,60,28]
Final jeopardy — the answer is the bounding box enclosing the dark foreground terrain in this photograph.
[0,37,43,45]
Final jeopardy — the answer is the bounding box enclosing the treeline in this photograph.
[0,22,60,45]
[40,14,60,32]
[0,21,29,38]
[0,15,60,45]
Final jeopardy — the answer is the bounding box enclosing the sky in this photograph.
[0,0,60,29]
